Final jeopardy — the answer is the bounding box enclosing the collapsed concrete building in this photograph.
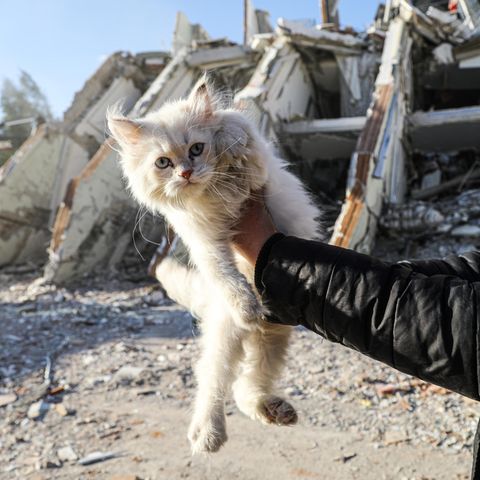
[0,52,167,267]
[0,0,479,282]
[325,0,480,252]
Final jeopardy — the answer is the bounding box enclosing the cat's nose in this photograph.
[179,169,193,180]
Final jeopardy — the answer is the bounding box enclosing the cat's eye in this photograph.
[189,142,205,157]
[155,157,172,169]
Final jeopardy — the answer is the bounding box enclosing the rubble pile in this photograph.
[1,265,479,478]
[3,254,479,471]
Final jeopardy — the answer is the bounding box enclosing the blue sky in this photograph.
[0,0,382,118]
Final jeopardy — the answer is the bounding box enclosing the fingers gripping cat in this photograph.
[107,80,322,454]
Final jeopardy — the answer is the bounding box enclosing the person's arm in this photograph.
[257,235,480,401]
[232,196,480,401]
[399,251,480,281]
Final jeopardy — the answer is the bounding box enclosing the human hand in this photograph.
[232,190,277,266]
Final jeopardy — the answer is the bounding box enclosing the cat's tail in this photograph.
[154,257,208,319]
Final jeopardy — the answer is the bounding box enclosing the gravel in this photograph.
[1,193,480,478]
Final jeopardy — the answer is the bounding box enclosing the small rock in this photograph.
[375,383,411,397]
[114,366,145,386]
[39,455,62,469]
[78,451,118,466]
[144,290,165,305]
[57,446,78,462]
[135,388,157,396]
[0,392,17,407]
[82,354,96,366]
[334,452,357,463]
[384,430,410,446]
[285,386,303,397]
[27,400,50,420]
[4,334,22,342]
[86,375,112,387]
[451,225,480,237]
[125,316,145,332]
[359,399,372,408]
[54,403,71,417]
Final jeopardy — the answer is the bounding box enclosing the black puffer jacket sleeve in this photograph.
[255,235,480,401]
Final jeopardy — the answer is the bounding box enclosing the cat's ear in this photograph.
[188,80,213,119]
[107,113,143,148]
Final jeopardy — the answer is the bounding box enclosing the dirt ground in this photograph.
[1,232,479,480]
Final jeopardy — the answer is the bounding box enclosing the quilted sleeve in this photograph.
[255,236,480,400]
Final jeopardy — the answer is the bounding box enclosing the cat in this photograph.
[107,79,322,454]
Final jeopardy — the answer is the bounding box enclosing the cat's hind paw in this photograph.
[188,415,227,454]
[262,396,298,426]
[236,394,298,426]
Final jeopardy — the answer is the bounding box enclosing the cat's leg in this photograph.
[188,241,264,330]
[154,257,243,452]
[154,257,208,319]
[233,323,297,426]
[188,303,245,454]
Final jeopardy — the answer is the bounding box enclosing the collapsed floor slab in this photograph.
[410,105,480,152]
[281,117,366,161]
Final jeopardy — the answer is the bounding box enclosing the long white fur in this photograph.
[107,80,322,454]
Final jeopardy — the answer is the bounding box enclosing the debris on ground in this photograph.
[2,1,480,479]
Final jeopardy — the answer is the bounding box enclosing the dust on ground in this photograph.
[1,227,479,480]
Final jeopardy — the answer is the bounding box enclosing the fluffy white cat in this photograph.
[107,80,322,454]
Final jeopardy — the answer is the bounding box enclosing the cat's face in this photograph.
[107,83,259,211]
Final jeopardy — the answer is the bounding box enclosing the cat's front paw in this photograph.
[188,414,227,454]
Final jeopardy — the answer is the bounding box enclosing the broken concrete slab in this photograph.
[456,36,480,68]
[410,105,480,152]
[277,18,366,54]
[44,140,137,283]
[320,0,340,27]
[236,36,316,140]
[280,116,366,161]
[336,52,379,117]
[0,126,70,266]
[186,44,254,69]
[172,12,210,55]
[331,13,411,253]
[244,0,273,46]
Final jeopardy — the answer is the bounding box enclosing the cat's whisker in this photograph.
[210,180,251,198]
[211,164,270,178]
[132,206,148,261]
[208,137,244,164]
[206,184,239,217]
[208,177,268,199]
[137,210,164,247]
